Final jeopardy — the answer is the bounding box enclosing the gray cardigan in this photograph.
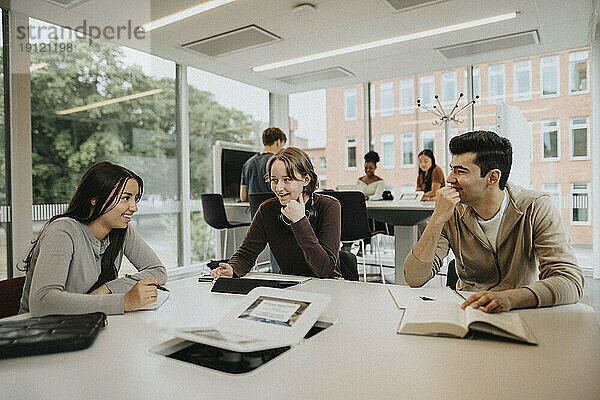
[20,217,167,316]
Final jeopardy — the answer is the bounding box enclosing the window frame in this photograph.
[344,87,357,121]
[381,133,395,169]
[420,130,435,153]
[568,50,590,95]
[379,81,395,117]
[400,132,415,168]
[487,64,505,104]
[345,138,357,170]
[569,117,590,160]
[541,119,561,162]
[399,78,414,115]
[571,183,591,226]
[419,75,435,106]
[441,71,457,106]
[542,183,562,212]
[540,55,560,98]
[513,59,532,101]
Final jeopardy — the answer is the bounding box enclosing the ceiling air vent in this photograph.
[436,30,540,59]
[382,0,449,12]
[183,25,281,57]
[44,0,91,8]
[277,67,354,86]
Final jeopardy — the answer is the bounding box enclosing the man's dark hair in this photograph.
[262,127,287,146]
[449,130,512,190]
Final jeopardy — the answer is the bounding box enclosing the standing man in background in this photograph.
[240,127,287,202]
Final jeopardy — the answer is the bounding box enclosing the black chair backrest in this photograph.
[0,276,26,319]
[248,192,276,218]
[326,191,372,242]
[446,259,458,290]
[338,250,359,281]
[200,194,230,230]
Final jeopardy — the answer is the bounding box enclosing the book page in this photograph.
[465,307,530,341]
[398,301,468,338]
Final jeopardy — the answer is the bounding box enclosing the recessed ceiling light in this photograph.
[141,0,237,32]
[253,12,517,72]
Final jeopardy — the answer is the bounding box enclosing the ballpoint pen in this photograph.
[125,274,169,292]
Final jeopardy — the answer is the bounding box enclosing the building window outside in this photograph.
[513,59,532,101]
[401,132,415,167]
[369,84,376,117]
[399,78,414,114]
[541,120,560,161]
[420,75,434,106]
[542,183,562,211]
[464,68,481,105]
[344,88,357,120]
[380,81,394,116]
[381,134,395,169]
[571,183,590,225]
[569,50,589,94]
[441,71,457,106]
[420,130,435,153]
[345,139,357,169]
[570,117,589,159]
[310,157,316,168]
[540,55,560,97]
[319,157,326,171]
[487,64,505,103]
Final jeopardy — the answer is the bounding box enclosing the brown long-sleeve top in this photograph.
[229,193,342,278]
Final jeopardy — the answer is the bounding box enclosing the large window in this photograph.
[419,75,434,106]
[399,78,414,114]
[541,55,560,97]
[381,134,395,168]
[487,64,505,103]
[542,183,562,212]
[380,81,394,117]
[513,60,532,101]
[420,130,435,153]
[569,50,589,94]
[541,120,560,161]
[29,19,179,270]
[570,117,589,160]
[344,88,357,120]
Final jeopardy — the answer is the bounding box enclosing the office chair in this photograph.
[200,194,250,259]
[0,276,26,319]
[248,191,276,218]
[325,191,386,283]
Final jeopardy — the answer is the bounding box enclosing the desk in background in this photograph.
[3,276,599,400]
[366,200,435,284]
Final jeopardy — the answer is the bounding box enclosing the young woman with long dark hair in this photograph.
[19,161,167,316]
[417,149,445,201]
[211,147,341,279]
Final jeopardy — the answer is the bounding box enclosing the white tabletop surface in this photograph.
[3,277,599,400]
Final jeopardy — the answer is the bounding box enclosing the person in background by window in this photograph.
[19,161,167,317]
[212,147,342,279]
[357,151,385,201]
[240,127,287,202]
[417,149,445,201]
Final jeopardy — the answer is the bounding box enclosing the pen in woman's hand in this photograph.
[125,274,169,292]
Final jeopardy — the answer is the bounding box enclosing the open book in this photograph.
[398,301,537,345]
[171,287,330,352]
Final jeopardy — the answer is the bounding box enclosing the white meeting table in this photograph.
[366,200,435,284]
[3,276,599,400]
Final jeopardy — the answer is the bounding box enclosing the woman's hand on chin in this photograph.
[281,194,306,223]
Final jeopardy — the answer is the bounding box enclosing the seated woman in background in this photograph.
[416,149,445,201]
[211,147,342,279]
[357,151,385,201]
[20,161,167,317]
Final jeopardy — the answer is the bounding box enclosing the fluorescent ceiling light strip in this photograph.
[56,89,163,115]
[253,12,517,72]
[141,0,236,32]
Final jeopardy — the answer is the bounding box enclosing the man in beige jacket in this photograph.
[404,131,583,313]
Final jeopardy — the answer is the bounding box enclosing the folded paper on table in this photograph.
[172,287,330,352]
[139,290,169,310]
